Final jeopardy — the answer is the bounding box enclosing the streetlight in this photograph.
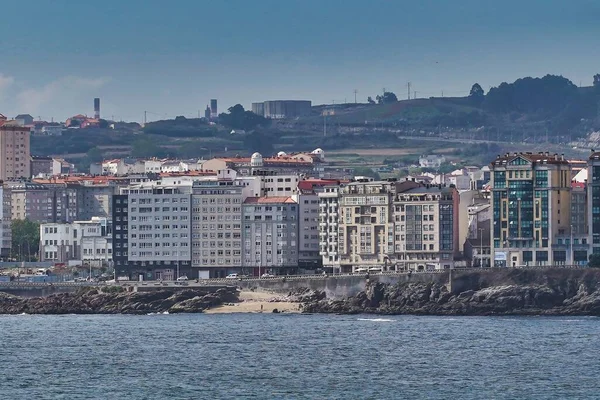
[478,228,484,267]
[570,224,574,266]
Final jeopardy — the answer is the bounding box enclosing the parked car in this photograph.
[261,273,275,278]
[225,273,239,279]
[176,275,188,281]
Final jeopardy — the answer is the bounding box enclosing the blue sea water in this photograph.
[0,314,598,399]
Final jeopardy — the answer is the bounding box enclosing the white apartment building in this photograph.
[242,197,299,275]
[124,183,192,274]
[191,176,244,278]
[261,174,300,196]
[318,185,342,272]
[39,217,111,264]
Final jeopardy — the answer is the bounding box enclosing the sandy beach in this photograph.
[203,290,301,314]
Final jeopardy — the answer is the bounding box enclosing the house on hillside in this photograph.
[15,114,34,126]
[419,155,445,169]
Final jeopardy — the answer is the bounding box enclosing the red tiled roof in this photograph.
[297,179,346,191]
[571,181,585,189]
[243,196,296,204]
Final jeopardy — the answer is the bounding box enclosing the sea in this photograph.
[0,314,598,399]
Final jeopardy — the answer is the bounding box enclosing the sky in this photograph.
[0,0,598,122]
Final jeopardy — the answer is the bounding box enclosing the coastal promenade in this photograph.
[0,266,589,298]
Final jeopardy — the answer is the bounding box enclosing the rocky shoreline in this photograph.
[300,278,600,316]
[0,287,239,315]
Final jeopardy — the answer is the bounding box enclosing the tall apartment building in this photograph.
[491,152,572,267]
[588,152,600,256]
[6,182,76,223]
[0,124,31,180]
[191,178,245,279]
[318,185,342,272]
[296,179,345,271]
[74,182,118,220]
[242,197,299,275]
[114,183,192,280]
[0,184,11,258]
[112,194,129,275]
[337,180,398,272]
[294,192,321,269]
[392,185,459,270]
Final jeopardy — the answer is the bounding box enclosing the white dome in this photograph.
[277,151,287,157]
[311,148,325,161]
[250,152,263,167]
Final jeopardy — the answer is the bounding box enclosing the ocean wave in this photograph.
[357,318,394,322]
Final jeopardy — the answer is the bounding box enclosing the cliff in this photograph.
[301,269,600,316]
[0,287,239,315]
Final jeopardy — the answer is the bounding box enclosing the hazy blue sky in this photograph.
[0,0,598,122]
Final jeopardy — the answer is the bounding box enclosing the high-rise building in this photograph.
[114,182,192,280]
[94,98,100,120]
[318,185,342,272]
[242,196,299,275]
[392,184,460,270]
[491,152,572,267]
[204,105,211,120]
[336,180,398,272]
[210,99,218,119]
[587,152,600,256]
[0,124,31,180]
[0,183,11,259]
[191,178,245,278]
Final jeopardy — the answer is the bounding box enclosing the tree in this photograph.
[484,74,578,115]
[86,147,104,163]
[594,74,600,92]
[219,104,269,131]
[242,132,274,155]
[98,119,109,129]
[376,92,398,105]
[367,96,376,104]
[589,254,600,268]
[131,138,167,158]
[11,219,40,262]
[469,83,485,105]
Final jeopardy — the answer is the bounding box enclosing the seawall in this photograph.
[236,272,450,299]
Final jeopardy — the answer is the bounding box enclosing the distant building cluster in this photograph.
[251,100,312,119]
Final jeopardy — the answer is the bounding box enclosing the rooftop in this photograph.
[243,196,296,204]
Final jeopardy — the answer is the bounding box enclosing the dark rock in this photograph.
[300,272,600,316]
[0,288,240,315]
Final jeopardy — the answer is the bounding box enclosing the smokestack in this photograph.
[94,98,100,119]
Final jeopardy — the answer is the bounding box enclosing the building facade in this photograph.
[0,184,10,258]
[39,217,112,265]
[337,180,397,272]
[392,185,460,270]
[242,197,299,275]
[318,185,342,272]
[191,178,244,279]
[491,152,572,267]
[0,124,31,180]
[123,183,192,280]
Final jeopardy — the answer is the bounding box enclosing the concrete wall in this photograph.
[236,272,450,299]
